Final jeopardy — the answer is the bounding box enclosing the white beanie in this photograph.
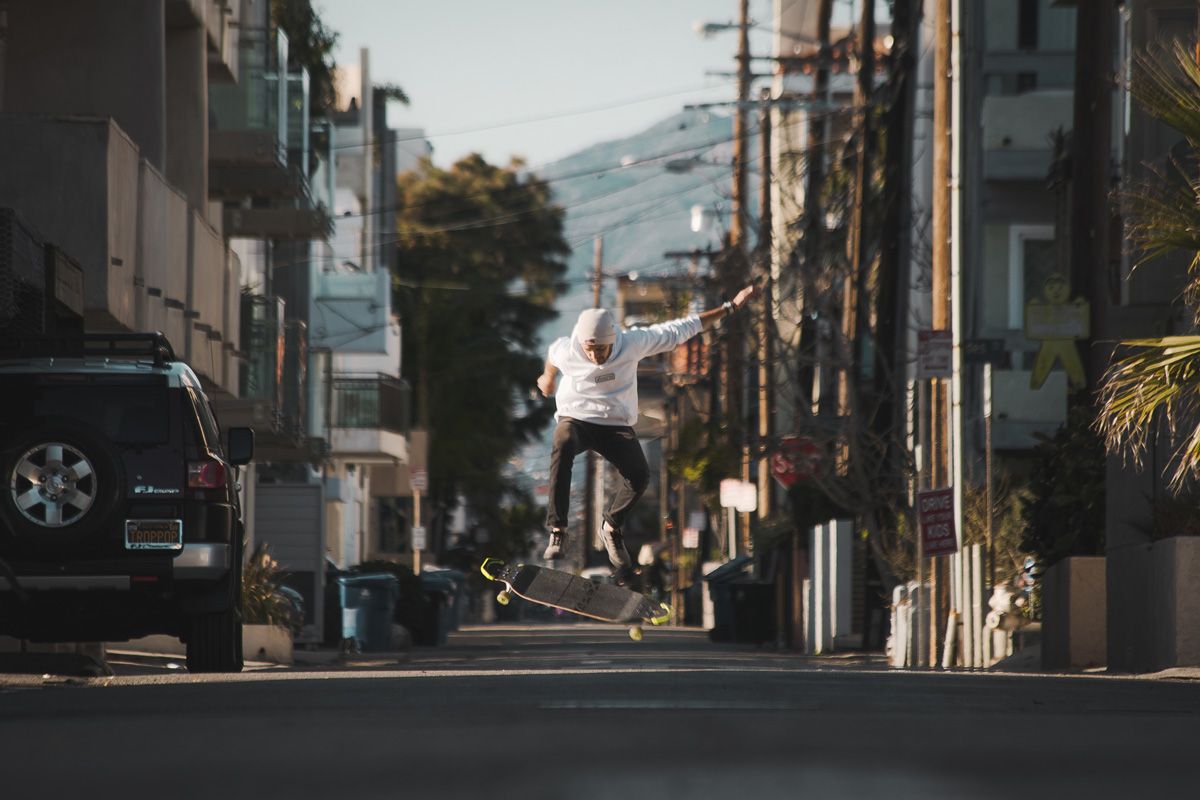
[574,308,617,345]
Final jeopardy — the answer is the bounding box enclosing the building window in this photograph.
[1017,72,1038,94]
[1008,224,1057,331]
[1018,0,1039,50]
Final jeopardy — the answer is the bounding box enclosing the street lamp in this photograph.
[694,20,740,39]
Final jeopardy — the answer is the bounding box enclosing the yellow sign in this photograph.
[1024,273,1088,390]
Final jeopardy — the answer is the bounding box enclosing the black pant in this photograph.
[546,418,649,532]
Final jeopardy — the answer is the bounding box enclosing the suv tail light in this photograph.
[188,461,227,489]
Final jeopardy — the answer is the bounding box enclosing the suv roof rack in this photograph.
[0,332,178,367]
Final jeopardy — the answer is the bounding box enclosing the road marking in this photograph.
[540,699,807,710]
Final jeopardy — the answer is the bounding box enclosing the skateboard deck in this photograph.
[480,558,670,639]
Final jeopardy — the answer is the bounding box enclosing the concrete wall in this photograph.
[136,159,189,350]
[187,210,228,385]
[0,116,138,330]
[1041,556,1107,669]
[1106,453,1157,672]
[3,0,166,169]
[1150,537,1200,670]
[165,21,209,215]
[223,248,241,393]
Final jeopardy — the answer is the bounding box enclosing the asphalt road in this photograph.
[2,624,1199,799]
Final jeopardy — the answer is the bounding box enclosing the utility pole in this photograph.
[730,0,750,249]
[844,0,873,400]
[789,0,835,654]
[583,235,603,569]
[930,0,952,667]
[757,86,774,521]
[839,0,877,438]
[1069,0,1113,389]
[805,0,836,420]
[877,0,918,612]
[715,0,753,558]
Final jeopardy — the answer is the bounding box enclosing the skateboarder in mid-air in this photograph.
[536,283,759,579]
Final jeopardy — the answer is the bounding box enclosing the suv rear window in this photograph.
[7,377,171,444]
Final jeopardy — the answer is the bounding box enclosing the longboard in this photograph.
[480,558,670,641]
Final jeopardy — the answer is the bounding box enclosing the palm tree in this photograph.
[1096,40,1200,488]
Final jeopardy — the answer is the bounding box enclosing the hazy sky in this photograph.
[321,0,784,169]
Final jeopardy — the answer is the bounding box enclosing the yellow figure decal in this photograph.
[1024,273,1088,390]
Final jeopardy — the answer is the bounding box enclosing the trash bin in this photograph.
[702,556,753,642]
[729,580,775,644]
[417,572,455,646]
[421,570,467,631]
[336,574,400,652]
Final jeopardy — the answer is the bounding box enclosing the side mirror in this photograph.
[227,427,255,466]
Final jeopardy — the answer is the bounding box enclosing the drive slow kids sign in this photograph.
[917,487,958,557]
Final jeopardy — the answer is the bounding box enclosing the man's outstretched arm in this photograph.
[625,282,761,358]
[698,283,758,331]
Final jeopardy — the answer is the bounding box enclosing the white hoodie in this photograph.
[548,314,702,426]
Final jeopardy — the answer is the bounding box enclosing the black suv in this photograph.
[0,333,253,672]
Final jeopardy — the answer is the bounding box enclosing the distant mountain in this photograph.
[531,108,758,346]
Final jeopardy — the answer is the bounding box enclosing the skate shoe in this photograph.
[599,520,632,571]
[542,529,566,560]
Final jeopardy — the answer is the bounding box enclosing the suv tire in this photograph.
[0,421,123,556]
[185,553,244,673]
[185,609,244,673]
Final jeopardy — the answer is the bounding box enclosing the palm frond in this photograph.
[1132,40,1200,146]
[1119,154,1200,273]
[1097,336,1200,488]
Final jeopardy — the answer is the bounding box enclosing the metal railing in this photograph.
[331,374,410,434]
[239,292,285,407]
[209,26,288,166]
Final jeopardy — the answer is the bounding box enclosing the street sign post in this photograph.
[918,487,958,557]
[411,469,427,571]
[719,479,756,560]
[963,337,1006,365]
[917,330,952,379]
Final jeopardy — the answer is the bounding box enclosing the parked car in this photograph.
[0,333,253,672]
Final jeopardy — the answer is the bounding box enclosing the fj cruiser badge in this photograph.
[133,485,181,495]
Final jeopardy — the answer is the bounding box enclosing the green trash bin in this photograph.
[336,574,399,651]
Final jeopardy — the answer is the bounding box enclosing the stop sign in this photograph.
[770,436,820,488]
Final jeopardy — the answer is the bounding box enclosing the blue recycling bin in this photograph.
[336,573,400,651]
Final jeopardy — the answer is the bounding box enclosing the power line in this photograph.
[328,81,740,153]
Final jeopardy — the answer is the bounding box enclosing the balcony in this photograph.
[214,293,327,461]
[281,320,308,441]
[310,268,392,354]
[982,89,1074,180]
[217,61,334,240]
[209,27,288,195]
[222,203,333,240]
[329,374,410,463]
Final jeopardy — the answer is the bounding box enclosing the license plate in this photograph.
[125,519,183,550]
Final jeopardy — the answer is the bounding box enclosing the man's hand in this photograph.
[731,282,759,310]
[537,371,558,398]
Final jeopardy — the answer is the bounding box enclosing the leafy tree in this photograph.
[271,0,339,112]
[393,154,568,555]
